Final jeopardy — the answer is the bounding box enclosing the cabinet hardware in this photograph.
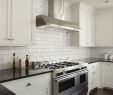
[7,38,14,40]
[26,82,32,87]
[10,38,14,40]
[7,38,11,40]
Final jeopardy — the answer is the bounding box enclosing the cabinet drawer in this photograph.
[88,63,97,71]
[2,73,52,93]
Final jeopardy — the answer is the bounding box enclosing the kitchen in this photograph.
[0,0,113,95]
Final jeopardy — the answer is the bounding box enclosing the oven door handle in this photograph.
[55,75,76,82]
[78,70,88,75]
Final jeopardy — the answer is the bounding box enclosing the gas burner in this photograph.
[44,61,79,70]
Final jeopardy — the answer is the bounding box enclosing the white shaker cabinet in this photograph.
[88,62,101,92]
[0,0,11,45]
[0,0,33,46]
[79,3,95,47]
[2,73,52,95]
[102,62,113,88]
[11,0,32,45]
[96,9,113,47]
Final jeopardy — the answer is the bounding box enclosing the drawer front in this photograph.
[88,63,97,72]
[17,83,50,95]
[2,73,52,93]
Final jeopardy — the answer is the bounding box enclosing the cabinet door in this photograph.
[87,12,95,46]
[102,62,113,88]
[30,86,50,95]
[0,0,11,45]
[11,0,32,45]
[17,85,50,95]
[80,3,95,47]
[96,10,113,46]
[2,73,52,95]
[88,62,100,92]
[80,4,88,46]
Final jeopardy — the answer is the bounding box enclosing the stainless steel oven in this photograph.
[53,68,88,95]
[53,73,78,95]
[77,69,88,90]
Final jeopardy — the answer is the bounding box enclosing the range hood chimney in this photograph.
[36,0,80,32]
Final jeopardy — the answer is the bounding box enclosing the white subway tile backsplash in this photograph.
[90,47,113,58]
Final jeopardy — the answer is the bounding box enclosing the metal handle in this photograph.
[55,74,76,82]
[7,38,11,40]
[7,38,14,41]
[25,82,32,87]
[10,38,14,40]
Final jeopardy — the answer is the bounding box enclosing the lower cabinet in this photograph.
[102,62,113,88]
[88,62,113,93]
[88,62,101,92]
[2,73,52,95]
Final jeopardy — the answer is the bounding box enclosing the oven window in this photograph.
[80,74,86,83]
[59,78,75,93]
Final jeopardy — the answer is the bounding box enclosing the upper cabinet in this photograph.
[0,0,11,45]
[96,9,113,47]
[70,2,96,47]
[71,3,113,47]
[11,0,33,45]
[0,0,33,46]
[79,3,95,47]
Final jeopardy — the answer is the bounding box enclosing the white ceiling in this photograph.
[80,0,113,9]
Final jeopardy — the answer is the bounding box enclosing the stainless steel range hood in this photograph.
[36,0,80,32]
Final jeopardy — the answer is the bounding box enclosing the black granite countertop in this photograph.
[72,57,113,64]
[0,68,53,83]
[0,58,113,83]
[0,84,15,95]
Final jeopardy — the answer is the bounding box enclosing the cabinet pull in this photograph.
[10,38,14,41]
[26,82,32,87]
[7,38,14,40]
[7,38,11,40]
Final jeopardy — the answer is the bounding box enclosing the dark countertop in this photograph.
[0,58,112,83]
[0,84,15,95]
[0,68,53,83]
[72,57,113,64]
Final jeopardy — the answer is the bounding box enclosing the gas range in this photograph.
[31,61,87,78]
[51,61,88,95]
[31,61,88,95]
[32,61,79,69]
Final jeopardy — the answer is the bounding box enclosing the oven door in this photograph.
[77,70,88,90]
[53,74,78,95]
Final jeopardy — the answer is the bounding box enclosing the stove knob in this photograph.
[81,66,87,70]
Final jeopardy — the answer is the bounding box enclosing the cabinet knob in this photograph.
[26,82,32,87]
